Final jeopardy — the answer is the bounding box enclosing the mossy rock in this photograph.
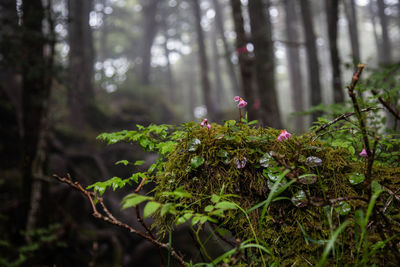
[153,122,400,266]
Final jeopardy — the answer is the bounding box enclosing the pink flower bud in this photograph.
[238,100,248,109]
[207,124,211,129]
[234,96,240,102]
[359,149,368,157]
[200,121,205,127]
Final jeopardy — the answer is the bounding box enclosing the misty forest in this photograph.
[1,0,400,266]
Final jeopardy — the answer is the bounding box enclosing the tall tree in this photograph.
[192,0,216,119]
[248,0,282,128]
[299,0,322,122]
[284,0,305,131]
[368,0,384,61]
[212,0,240,96]
[325,0,344,103]
[139,0,161,85]
[67,0,95,130]
[376,0,392,64]
[0,0,22,134]
[343,0,361,68]
[229,0,258,121]
[210,27,225,110]
[21,0,49,229]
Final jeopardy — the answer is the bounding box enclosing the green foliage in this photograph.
[90,67,400,266]
[0,224,65,267]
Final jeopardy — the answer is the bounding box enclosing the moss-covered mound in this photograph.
[153,121,400,266]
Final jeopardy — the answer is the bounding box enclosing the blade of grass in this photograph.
[317,220,350,267]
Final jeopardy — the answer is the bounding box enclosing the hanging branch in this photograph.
[53,174,187,267]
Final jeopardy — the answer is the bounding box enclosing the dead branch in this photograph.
[53,174,187,267]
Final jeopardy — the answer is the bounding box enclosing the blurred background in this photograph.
[0,0,399,266]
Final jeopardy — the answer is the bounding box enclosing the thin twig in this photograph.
[314,107,379,134]
[53,174,186,267]
[371,89,400,121]
[135,177,147,193]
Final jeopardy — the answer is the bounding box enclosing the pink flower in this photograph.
[238,100,248,109]
[359,149,368,157]
[277,129,291,141]
[201,118,211,130]
[234,96,240,102]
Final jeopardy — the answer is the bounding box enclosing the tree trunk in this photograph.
[67,0,95,130]
[299,0,322,122]
[284,0,305,132]
[212,0,240,96]
[368,0,383,62]
[248,0,282,128]
[325,0,344,103]
[0,0,22,136]
[343,0,361,69]
[192,0,216,120]
[229,0,258,121]
[21,0,49,228]
[210,27,224,112]
[376,0,392,64]
[162,32,175,102]
[139,0,161,85]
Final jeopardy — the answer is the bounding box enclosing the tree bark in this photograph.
[192,0,216,120]
[343,0,361,69]
[139,0,161,85]
[67,0,95,130]
[299,0,322,122]
[368,0,384,62]
[210,27,224,111]
[229,0,258,121]
[0,0,22,136]
[248,0,282,128]
[21,0,49,228]
[325,0,344,103]
[162,31,175,103]
[212,0,240,96]
[284,0,305,132]
[376,0,392,64]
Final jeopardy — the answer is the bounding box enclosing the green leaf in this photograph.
[334,201,351,216]
[211,194,220,203]
[348,173,365,185]
[115,160,129,166]
[176,212,193,225]
[217,150,228,158]
[190,156,205,169]
[134,160,145,166]
[121,194,152,209]
[143,201,161,218]
[215,201,237,210]
[160,203,174,217]
[188,138,201,152]
[204,205,214,212]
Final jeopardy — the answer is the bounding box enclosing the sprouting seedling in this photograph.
[234,96,248,124]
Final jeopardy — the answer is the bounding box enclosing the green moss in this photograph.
[151,122,400,266]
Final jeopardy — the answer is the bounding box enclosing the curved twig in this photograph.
[53,174,186,267]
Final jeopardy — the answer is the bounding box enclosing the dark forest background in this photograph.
[0,0,399,266]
